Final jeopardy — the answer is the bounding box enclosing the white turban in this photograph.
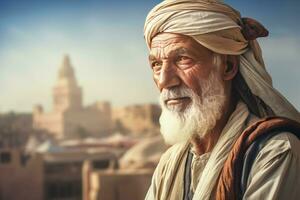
[144,0,300,122]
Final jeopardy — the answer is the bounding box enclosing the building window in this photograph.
[45,180,81,200]
[0,152,11,164]
[93,159,110,169]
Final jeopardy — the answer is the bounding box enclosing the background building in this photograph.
[1,55,163,200]
[112,104,161,136]
[0,148,44,200]
[33,55,113,139]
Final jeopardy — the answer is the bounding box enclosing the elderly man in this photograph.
[143,0,300,200]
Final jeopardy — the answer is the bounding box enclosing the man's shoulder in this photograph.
[260,131,299,157]
[244,131,300,198]
[254,131,300,169]
[246,114,300,159]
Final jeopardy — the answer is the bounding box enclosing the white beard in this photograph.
[159,72,227,145]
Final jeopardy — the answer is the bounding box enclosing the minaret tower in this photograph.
[52,55,83,112]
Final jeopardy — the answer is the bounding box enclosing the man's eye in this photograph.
[152,62,160,67]
[177,56,193,64]
[151,62,162,72]
[179,56,188,61]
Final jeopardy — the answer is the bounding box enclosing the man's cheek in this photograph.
[179,73,201,95]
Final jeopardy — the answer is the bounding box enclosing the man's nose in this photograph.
[157,63,180,90]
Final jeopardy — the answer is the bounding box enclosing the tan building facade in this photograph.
[33,55,112,139]
[0,149,44,200]
[112,104,161,135]
[83,168,153,200]
[0,147,119,200]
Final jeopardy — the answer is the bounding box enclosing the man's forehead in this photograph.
[149,47,190,61]
[151,33,191,47]
[149,32,212,58]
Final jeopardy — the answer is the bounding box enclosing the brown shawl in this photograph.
[216,116,300,200]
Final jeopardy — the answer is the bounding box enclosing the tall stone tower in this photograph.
[52,55,83,112]
[33,55,113,139]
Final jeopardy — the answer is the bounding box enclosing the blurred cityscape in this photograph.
[0,55,167,200]
[1,1,299,200]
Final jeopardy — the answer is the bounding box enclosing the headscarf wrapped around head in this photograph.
[144,0,300,123]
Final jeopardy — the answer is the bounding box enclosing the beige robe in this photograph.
[145,104,300,200]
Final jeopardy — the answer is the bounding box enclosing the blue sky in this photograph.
[0,0,299,112]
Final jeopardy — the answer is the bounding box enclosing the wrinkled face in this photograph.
[149,33,221,111]
[149,33,228,144]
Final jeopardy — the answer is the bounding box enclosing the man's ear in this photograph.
[223,55,239,81]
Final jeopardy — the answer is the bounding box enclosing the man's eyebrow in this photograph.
[148,47,190,61]
[148,54,157,61]
[172,47,189,55]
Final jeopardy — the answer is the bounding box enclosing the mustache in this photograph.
[160,86,194,102]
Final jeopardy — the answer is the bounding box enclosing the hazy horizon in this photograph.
[1,0,300,113]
